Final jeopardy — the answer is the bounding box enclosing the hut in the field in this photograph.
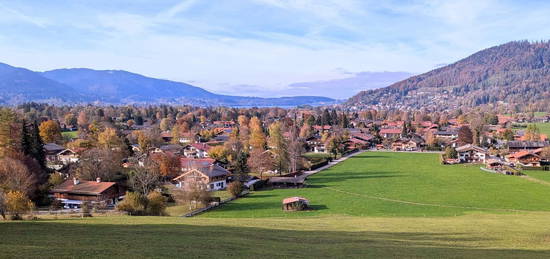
[282,197,309,211]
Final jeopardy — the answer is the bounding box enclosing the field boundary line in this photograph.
[324,187,535,213]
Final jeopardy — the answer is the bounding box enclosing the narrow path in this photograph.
[520,175,550,186]
[303,150,363,177]
[324,186,534,213]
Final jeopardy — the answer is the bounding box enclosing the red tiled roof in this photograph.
[380,128,402,134]
[282,197,309,205]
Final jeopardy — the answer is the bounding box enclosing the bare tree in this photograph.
[129,161,162,195]
[0,157,36,196]
[75,148,123,182]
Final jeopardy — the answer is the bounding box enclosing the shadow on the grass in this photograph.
[0,220,548,258]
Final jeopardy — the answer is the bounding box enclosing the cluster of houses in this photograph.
[45,112,550,209]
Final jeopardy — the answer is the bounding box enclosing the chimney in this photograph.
[96,177,101,183]
[73,178,79,185]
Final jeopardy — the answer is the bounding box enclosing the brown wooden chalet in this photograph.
[50,178,122,208]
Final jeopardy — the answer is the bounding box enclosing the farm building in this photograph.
[282,197,309,211]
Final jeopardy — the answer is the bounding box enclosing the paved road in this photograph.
[303,150,364,178]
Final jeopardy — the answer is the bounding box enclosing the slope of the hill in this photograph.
[346,41,550,111]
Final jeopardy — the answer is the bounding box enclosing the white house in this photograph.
[456,144,487,163]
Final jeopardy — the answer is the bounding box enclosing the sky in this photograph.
[1,0,550,98]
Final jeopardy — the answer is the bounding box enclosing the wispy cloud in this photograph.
[0,3,49,28]
[1,0,550,97]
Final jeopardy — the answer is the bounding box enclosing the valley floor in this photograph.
[2,152,550,258]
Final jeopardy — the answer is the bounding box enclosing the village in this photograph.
[1,104,547,217]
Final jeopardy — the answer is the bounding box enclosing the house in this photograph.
[184,143,212,158]
[180,157,216,171]
[380,128,402,139]
[456,144,487,163]
[153,144,185,155]
[44,143,66,162]
[57,149,79,164]
[50,178,122,209]
[173,164,230,191]
[506,150,542,167]
[508,141,548,152]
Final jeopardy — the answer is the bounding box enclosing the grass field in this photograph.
[513,122,550,137]
[2,152,550,258]
[61,131,78,139]
[204,152,550,218]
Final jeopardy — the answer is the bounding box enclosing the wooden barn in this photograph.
[282,197,309,211]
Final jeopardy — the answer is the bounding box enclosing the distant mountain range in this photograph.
[286,71,413,99]
[346,41,550,111]
[0,63,336,107]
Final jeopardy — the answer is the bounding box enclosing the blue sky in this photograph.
[1,0,550,97]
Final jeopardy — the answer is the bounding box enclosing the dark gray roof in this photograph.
[43,143,65,152]
[508,141,548,148]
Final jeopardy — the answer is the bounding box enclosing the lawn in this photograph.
[204,152,550,218]
[512,122,550,137]
[2,214,550,258]
[3,151,550,258]
[62,131,79,139]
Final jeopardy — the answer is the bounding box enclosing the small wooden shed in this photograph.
[282,197,309,211]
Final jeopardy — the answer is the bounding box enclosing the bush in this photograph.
[117,191,167,216]
[5,191,34,220]
[117,192,146,216]
[227,181,244,198]
[146,191,167,216]
[81,201,92,217]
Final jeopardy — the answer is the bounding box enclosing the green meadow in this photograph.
[2,152,550,258]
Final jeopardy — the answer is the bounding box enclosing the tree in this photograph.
[0,157,36,196]
[299,123,313,139]
[64,114,77,127]
[0,191,5,220]
[160,118,172,132]
[249,118,266,150]
[129,163,162,195]
[444,147,458,159]
[287,126,304,173]
[227,181,244,198]
[457,126,473,145]
[77,111,89,130]
[75,149,123,182]
[540,147,550,161]
[524,124,541,141]
[173,182,211,210]
[146,191,167,216]
[502,128,515,141]
[5,191,33,220]
[97,128,122,149]
[153,153,180,177]
[39,120,62,143]
[0,108,19,157]
[208,145,229,164]
[248,149,274,178]
[268,122,289,174]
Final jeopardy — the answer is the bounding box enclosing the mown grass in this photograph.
[2,214,550,258]
[204,152,550,218]
[62,131,78,139]
[3,152,550,258]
